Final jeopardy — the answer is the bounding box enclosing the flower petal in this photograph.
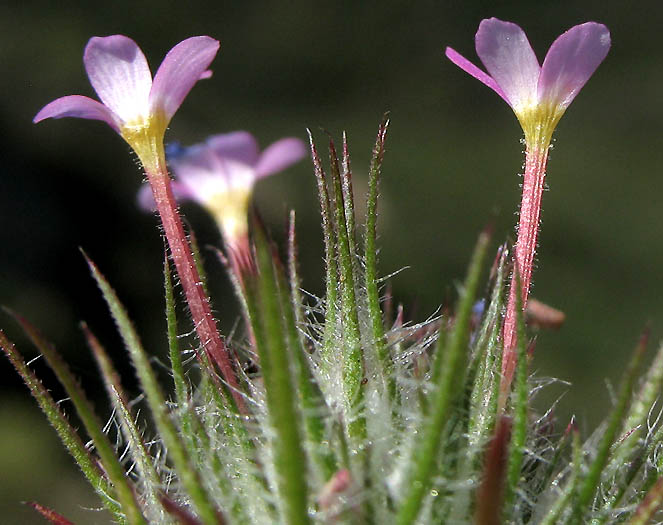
[33,95,121,132]
[445,47,508,103]
[168,145,231,203]
[206,132,260,166]
[150,36,220,122]
[255,138,307,178]
[538,22,610,109]
[475,18,540,111]
[84,35,152,125]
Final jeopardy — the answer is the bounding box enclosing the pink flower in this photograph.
[33,35,219,168]
[32,34,251,413]
[139,131,307,244]
[446,18,610,146]
[446,19,610,407]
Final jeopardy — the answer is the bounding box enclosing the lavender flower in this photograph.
[446,19,610,402]
[446,18,610,146]
[140,132,306,250]
[33,34,219,170]
[32,35,248,413]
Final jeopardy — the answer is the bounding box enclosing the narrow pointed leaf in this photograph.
[83,323,167,521]
[26,502,75,525]
[164,256,192,420]
[251,216,311,525]
[307,129,339,369]
[340,131,358,265]
[0,331,122,520]
[84,253,221,525]
[287,210,307,345]
[540,428,582,525]
[4,310,146,525]
[572,330,648,520]
[280,215,337,480]
[364,115,392,399]
[396,227,491,525]
[619,333,662,454]
[328,136,366,445]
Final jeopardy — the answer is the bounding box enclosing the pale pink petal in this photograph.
[170,143,218,175]
[538,22,610,109]
[206,132,260,166]
[150,36,220,122]
[169,145,231,203]
[175,169,232,205]
[445,47,508,103]
[84,35,152,124]
[255,138,307,178]
[33,95,121,132]
[475,18,540,109]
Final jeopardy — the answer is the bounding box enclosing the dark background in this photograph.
[2,1,662,522]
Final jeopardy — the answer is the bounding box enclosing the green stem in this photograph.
[396,228,490,525]
[252,220,311,525]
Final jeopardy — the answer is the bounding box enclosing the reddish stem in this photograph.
[146,164,246,414]
[501,146,548,401]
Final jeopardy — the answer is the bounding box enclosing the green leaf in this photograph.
[163,256,194,434]
[571,330,648,522]
[84,254,221,525]
[307,130,339,370]
[363,115,393,401]
[0,331,122,521]
[5,310,146,524]
[83,324,169,522]
[250,216,311,525]
[328,135,366,446]
[396,227,491,525]
[286,210,338,481]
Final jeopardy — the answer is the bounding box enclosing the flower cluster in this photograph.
[18,18,660,525]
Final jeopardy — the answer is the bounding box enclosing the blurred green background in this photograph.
[2,0,663,522]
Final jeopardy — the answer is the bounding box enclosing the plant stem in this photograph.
[501,145,548,400]
[396,228,490,525]
[144,150,245,414]
[252,220,311,525]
